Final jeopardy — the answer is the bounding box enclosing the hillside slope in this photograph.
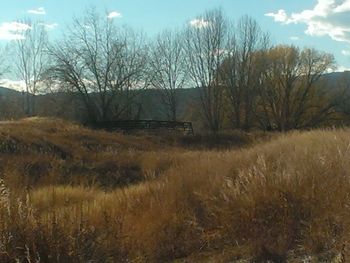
[0,119,349,262]
[0,117,169,188]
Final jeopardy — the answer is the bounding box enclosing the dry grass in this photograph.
[0,118,349,262]
[0,117,189,189]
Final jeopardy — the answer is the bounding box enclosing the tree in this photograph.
[0,46,9,96]
[331,72,350,126]
[184,8,228,132]
[14,19,48,116]
[149,30,187,121]
[258,45,336,130]
[47,8,148,122]
[219,16,269,130]
[0,46,8,79]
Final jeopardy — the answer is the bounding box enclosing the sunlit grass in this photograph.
[0,118,349,261]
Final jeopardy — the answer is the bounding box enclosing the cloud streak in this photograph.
[0,79,26,91]
[290,36,300,41]
[265,0,350,44]
[38,22,59,31]
[342,50,350,56]
[27,7,46,15]
[190,18,209,29]
[265,9,289,23]
[0,22,31,40]
[107,11,122,19]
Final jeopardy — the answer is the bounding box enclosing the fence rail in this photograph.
[88,120,194,135]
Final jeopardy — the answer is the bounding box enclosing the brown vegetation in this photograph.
[0,118,349,262]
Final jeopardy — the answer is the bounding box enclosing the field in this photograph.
[0,118,349,262]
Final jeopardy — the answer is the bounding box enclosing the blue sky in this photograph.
[1,0,350,72]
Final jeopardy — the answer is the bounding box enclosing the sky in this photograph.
[1,0,350,88]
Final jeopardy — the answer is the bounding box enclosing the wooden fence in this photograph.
[88,120,194,135]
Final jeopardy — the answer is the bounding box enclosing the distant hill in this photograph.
[323,71,350,82]
[0,86,22,96]
[0,71,350,123]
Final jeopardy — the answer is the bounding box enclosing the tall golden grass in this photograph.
[0,118,349,262]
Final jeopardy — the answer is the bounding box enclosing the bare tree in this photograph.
[116,29,150,120]
[14,19,48,116]
[47,8,148,122]
[0,46,9,79]
[0,46,20,120]
[330,72,350,126]
[184,9,228,132]
[220,16,269,130]
[292,48,335,128]
[258,45,335,130]
[148,30,187,121]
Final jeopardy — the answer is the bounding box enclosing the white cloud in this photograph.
[27,7,46,15]
[190,18,210,29]
[265,9,289,23]
[265,0,350,44]
[342,50,350,56]
[0,22,31,40]
[38,22,59,31]
[0,79,26,91]
[290,36,300,41]
[335,65,350,72]
[0,79,57,93]
[107,11,122,19]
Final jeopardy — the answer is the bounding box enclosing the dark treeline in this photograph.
[1,7,350,132]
